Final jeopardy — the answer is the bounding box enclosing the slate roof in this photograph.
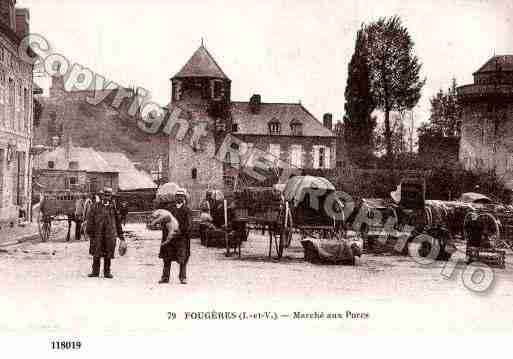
[474,55,513,74]
[173,45,229,80]
[230,101,334,137]
[98,152,157,191]
[38,146,115,172]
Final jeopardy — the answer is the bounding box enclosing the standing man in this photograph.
[86,188,125,279]
[158,189,192,284]
[74,195,86,241]
[119,200,129,228]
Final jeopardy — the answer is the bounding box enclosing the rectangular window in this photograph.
[69,177,78,185]
[173,81,182,101]
[0,69,5,126]
[313,145,330,169]
[267,144,280,164]
[290,144,302,168]
[23,88,29,132]
[18,152,26,206]
[212,80,224,100]
[8,78,14,129]
[319,147,325,169]
[324,146,331,169]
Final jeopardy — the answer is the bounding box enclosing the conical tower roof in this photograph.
[172,44,229,80]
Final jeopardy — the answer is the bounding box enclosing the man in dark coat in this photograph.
[158,190,192,284]
[119,200,129,228]
[86,188,125,279]
[465,212,483,248]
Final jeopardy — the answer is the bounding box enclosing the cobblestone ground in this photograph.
[1,223,513,335]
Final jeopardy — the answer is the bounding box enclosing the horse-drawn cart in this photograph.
[232,186,287,258]
[233,176,358,263]
[38,191,89,242]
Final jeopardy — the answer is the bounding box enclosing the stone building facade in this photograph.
[0,0,35,231]
[34,145,119,193]
[458,55,513,188]
[168,45,340,207]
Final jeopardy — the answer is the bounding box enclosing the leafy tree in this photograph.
[418,78,461,137]
[364,16,426,162]
[344,26,377,165]
[374,112,410,156]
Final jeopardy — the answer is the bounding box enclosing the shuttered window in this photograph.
[324,146,331,169]
[268,144,280,164]
[290,144,302,168]
[313,145,330,169]
[312,146,319,169]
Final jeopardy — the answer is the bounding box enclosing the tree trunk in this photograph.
[384,108,393,164]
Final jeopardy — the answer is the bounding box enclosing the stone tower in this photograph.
[458,55,513,188]
[168,44,232,207]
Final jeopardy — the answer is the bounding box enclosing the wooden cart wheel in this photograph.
[38,211,52,242]
[277,209,293,259]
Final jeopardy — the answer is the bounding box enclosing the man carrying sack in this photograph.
[86,187,125,279]
[156,189,192,284]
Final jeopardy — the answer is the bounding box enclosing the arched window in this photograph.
[268,119,281,135]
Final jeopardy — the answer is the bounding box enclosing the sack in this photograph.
[118,240,127,256]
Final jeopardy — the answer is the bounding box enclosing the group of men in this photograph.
[83,187,192,284]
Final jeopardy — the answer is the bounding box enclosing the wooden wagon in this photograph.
[231,186,286,258]
[38,190,89,242]
[232,176,354,261]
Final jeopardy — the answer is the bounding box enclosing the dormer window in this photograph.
[290,119,303,136]
[69,161,79,170]
[268,119,281,135]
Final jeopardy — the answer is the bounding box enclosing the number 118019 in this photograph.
[51,341,82,350]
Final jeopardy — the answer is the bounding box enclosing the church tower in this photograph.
[168,44,231,207]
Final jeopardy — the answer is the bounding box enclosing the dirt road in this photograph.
[1,223,512,335]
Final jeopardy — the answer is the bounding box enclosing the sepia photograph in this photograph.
[0,0,512,355]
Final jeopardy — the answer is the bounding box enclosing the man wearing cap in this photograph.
[158,189,192,284]
[86,187,125,279]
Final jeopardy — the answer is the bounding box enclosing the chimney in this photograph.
[249,94,261,114]
[323,113,333,130]
[0,0,16,30]
[15,8,29,38]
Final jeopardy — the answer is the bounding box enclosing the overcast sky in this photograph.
[19,0,513,129]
